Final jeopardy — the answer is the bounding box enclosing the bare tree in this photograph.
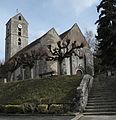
[84,29,96,51]
[47,39,84,75]
[18,48,47,79]
[1,47,48,80]
[0,60,5,66]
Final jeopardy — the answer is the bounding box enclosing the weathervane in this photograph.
[16,9,19,14]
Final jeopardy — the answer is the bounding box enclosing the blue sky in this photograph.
[0,0,99,60]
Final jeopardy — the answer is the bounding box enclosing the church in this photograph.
[1,13,94,82]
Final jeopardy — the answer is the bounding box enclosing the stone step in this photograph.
[83,112,116,115]
[92,84,116,87]
[85,76,116,115]
[92,86,116,89]
[89,94,116,98]
[88,96,116,100]
[90,89,116,94]
[93,80,116,82]
[85,108,116,112]
[88,97,116,102]
[87,101,116,106]
[93,81,116,83]
[92,87,116,89]
[89,92,116,95]
[92,88,116,90]
[92,86,116,88]
[88,94,116,98]
[90,91,116,96]
[93,86,116,87]
[91,89,116,92]
[86,105,116,109]
[88,98,116,103]
[90,90,116,93]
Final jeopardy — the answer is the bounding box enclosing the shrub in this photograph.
[24,99,40,105]
[21,102,38,113]
[0,105,5,113]
[49,104,64,114]
[40,98,53,104]
[63,103,71,113]
[5,105,23,113]
[38,104,48,113]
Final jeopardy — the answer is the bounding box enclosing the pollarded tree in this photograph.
[47,39,84,75]
[18,48,47,79]
[2,47,48,80]
[95,0,116,68]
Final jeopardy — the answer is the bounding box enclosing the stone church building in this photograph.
[1,13,94,81]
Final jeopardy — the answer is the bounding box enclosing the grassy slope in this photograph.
[0,75,81,105]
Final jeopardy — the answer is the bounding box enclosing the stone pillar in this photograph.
[70,56,73,75]
[22,68,25,80]
[65,58,70,75]
[30,68,34,79]
[4,78,7,83]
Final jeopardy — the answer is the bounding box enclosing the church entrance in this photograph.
[76,69,83,77]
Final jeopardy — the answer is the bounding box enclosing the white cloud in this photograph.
[71,0,98,14]
[51,0,98,16]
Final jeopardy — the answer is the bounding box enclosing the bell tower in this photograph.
[5,13,28,61]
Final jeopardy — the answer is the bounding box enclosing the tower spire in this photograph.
[16,9,19,14]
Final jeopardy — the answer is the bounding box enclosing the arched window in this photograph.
[18,28,21,31]
[18,16,21,20]
[18,28,21,36]
[18,32,21,36]
[76,69,83,77]
[18,38,21,45]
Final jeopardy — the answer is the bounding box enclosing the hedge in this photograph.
[49,104,64,114]
[4,105,23,113]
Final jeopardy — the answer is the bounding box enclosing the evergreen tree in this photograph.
[95,0,116,68]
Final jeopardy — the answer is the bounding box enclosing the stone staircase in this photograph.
[84,75,116,115]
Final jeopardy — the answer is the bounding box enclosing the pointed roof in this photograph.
[5,27,60,63]
[60,23,79,39]
[60,23,89,47]
[6,13,28,25]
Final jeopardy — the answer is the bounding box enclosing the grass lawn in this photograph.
[0,75,81,105]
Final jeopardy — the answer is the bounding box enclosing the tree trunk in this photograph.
[70,56,72,75]
[84,55,87,74]
[30,67,34,79]
[22,68,25,80]
[58,61,62,75]
[4,78,7,83]
[10,73,13,81]
[8,71,13,82]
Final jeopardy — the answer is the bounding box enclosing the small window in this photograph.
[18,38,21,45]
[18,38,21,42]
[18,32,21,36]
[18,42,21,45]
[18,28,21,31]
[19,16,21,20]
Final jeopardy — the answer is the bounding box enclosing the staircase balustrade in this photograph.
[76,74,93,113]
